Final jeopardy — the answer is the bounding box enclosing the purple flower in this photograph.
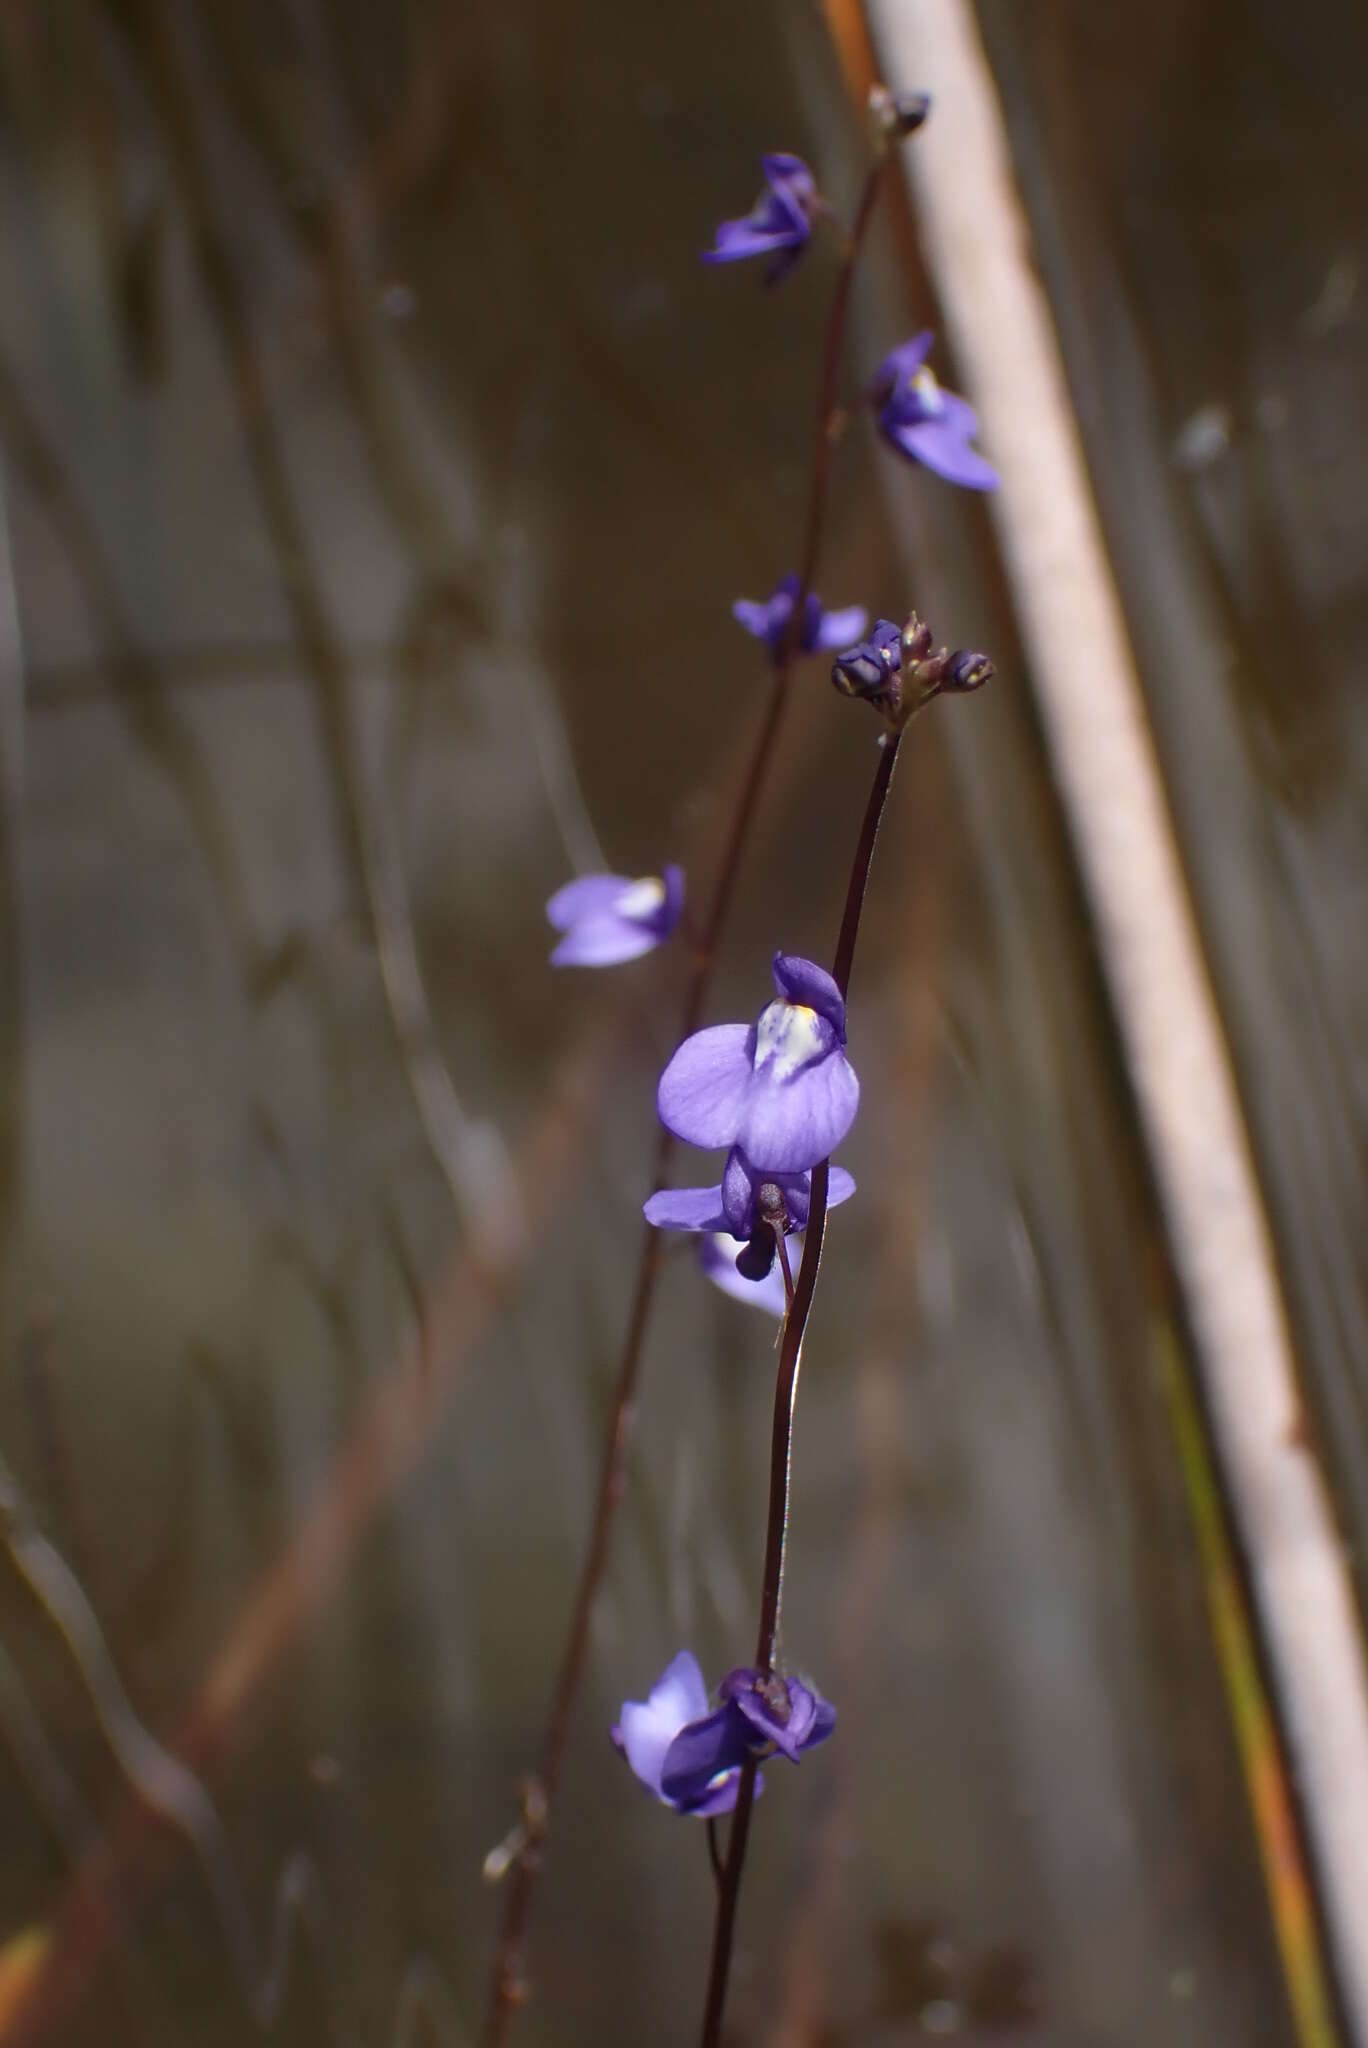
[645,1146,855,1285]
[871,332,998,491]
[733,575,868,665]
[612,1650,754,1817]
[830,619,904,705]
[658,1666,835,1810]
[546,865,684,967]
[656,954,859,1174]
[703,154,822,285]
[699,1231,797,1314]
[831,613,993,726]
[613,1653,835,1816]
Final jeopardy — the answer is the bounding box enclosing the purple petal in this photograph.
[703,220,803,264]
[546,873,632,931]
[614,1651,712,1800]
[828,1165,857,1209]
[720,1147,757,1235]
[643,1184,727,1232]
[732,596,783,642]
[872,330,934,394]
[551,916,662,967]
[806,1694,837,1748]
[660,1704,752,1808]
[760,151,814,192]
[738,1049,860,1173]
[770,954,847,1038]
[699,1233,794,1315]
[652,864,686,936]
[721,1673,837,1762]
[813,604,869,651]
[657,1023,754,1150]
[886,418,999,492]
[685,1769,746,1819]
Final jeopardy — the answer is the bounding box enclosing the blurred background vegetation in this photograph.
[0,0,1363,2041]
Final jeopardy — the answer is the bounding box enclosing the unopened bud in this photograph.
[943,648,995,692]
[901,612,934,663]
[869,84,933,147]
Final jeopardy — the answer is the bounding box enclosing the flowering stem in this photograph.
[481,158,892,2047]
[698,726,905,2048]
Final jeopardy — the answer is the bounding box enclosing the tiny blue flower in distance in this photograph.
[703,154,822,285]
[658,1666,835,1810]
[646,1147,854,1287]
[612,1650,757,1816]
[871,331,999,491]
[656,953,859,1173]
[733,574,868,665]
[546,865,684,967]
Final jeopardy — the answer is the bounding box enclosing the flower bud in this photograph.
[943,648,995,692]
[869,84,933,147]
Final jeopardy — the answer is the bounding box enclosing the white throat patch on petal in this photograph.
[753,1000,826,1081]
[615,875,666,920]
[910,364,944,415]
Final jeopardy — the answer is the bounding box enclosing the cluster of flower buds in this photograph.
[831,612,994,728]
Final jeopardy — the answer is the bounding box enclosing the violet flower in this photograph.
[658,1666,836,1811]
[656,954,859,1174]
[612,1650,755,1817]
[733,574,867,665]
[831,614,993,727]
[871,332,998,491]
[703,154,822,285]
[645,1146,854,1283]
[546,865,684,967]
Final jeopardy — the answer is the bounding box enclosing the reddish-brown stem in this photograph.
[698,724,905,2048]
[482,156,890,2047]
[775,1230,796,1310]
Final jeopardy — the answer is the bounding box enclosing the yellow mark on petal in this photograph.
[910,365,944,414]
[754,1001,826,1081]
[615,876,666,919]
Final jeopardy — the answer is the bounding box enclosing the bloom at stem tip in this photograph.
[703,153,823,285]
[613,1652,835,1815]
[831,613,993,726]
[733,574,867,664]
[656,953,859,1174]
[545,865,684,966]
[870,331,999,491]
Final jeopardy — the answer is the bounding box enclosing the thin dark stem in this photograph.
[832,732,903,1001]
[705,1817,725,1889]
[698,1758,760,2044]
[482,157,890,2048]
[698,725,905,2048]
[775,1231,796,1310]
